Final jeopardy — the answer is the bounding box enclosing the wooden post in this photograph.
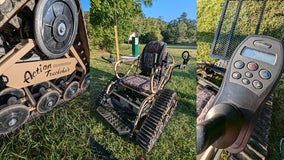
[114,2,119,61]
[114,24,120,61]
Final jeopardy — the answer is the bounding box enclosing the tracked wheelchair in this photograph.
[95,41,180,151]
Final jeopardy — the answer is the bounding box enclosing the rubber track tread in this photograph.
[96,106,131,135]
[136,89,177,152]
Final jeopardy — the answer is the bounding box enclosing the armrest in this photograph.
[149,74,155,94]
[114,57,139,79]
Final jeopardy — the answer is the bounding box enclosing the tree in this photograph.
[90,0,146,51]
[179,12,188,22]
[161,12,196,44]
[138,17,166,43]
[89,1,196,48]
[135,0,155,7]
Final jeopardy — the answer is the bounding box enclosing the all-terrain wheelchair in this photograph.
[95,41,178,151]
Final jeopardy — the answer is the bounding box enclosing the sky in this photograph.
[142,0,196,22]
[79,0,196,22]
[80,0,90,11]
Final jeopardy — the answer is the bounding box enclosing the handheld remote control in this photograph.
[197,35,284,154]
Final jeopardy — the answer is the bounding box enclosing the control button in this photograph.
[234,60,245,69]
[253,80,263,89]
[259,69,271,79]
[247,62,258,71]
[245,71,253,78]
[232,72,241,79]
[242,78,250,85]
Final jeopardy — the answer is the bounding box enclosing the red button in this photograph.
[247,62,258,71]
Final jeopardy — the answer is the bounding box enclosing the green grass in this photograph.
[89,44,197,159]
[0,92,92,159]
[267,75,284,159]
[167,44,197,50]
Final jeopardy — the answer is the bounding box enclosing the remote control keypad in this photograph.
[232,60,271,90]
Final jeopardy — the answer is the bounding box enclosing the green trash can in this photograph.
[132,36,139,57]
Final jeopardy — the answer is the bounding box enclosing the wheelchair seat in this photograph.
[121,74,158,93]
[120,41,168,93]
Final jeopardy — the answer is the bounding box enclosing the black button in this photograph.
[232,72,241,79]
[242,78,250,85]
[253,80,263,89]
[247,62,258,71]
[245,72,253,78]
[259,69,271,79]
[234,60,245,69]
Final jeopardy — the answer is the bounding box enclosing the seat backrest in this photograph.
[139,41,168,76]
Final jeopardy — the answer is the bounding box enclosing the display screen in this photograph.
[241,47,276,65]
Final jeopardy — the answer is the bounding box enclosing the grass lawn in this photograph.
[267,75,284,159]
[0,92,92,159]
[89,43,197,159]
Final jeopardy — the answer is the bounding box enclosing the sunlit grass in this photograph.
[0,92,91,159]
[89,43,197,159]
[268,75,284,159]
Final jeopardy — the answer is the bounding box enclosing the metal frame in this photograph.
[0,0,90,136]
[97,49,176,136]
[210,0,267,60]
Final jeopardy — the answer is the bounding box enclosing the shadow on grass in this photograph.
[89,66,113,106]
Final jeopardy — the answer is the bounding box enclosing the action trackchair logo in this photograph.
[24,64,52,83]
[24,63,70,83]
[2,58,76,88]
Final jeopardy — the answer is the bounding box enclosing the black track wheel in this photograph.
[0,88,25,106]
[63,81,79,101]
[136,89,178,152]
[0,104,30,135]
[34,0,78,58]
[37,90,60,113]
[80,73,90,90]
[53,76,68,86]
[31,82,50,94]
